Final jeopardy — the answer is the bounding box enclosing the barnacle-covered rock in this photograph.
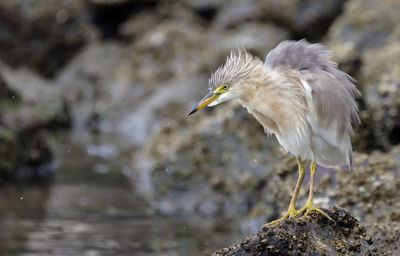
[213,208,381,256]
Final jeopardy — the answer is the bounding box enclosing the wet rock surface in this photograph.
[213,207,380,256]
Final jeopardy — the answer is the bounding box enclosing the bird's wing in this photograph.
[265,40,360,167]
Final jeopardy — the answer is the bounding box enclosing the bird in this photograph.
[187,39,360,224]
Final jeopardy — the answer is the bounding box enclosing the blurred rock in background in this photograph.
[0,0,94,78]
[0,0,399,254]
[326,0,400,151]
[0,64,70,182]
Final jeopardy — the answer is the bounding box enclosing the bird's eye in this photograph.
[223,85,228,89]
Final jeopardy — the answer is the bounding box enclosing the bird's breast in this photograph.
[239,97,313,159]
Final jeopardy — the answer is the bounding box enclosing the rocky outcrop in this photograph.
[213,208,381,256]
[215,0,346,40]
[0,65,70,182]
[0,0,95,78]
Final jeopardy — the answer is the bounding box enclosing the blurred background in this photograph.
[0,0,400,255]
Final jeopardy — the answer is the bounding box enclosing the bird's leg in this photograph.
[287,158,306,215]
[265,158,305,226]
[296,161,334,222]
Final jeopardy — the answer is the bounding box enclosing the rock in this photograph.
[334,133,400,225]
[119,12,162,39]
[358,44,400,150]
[327,147,400,254]
[89,0,161,39]
[0,0,96,78]
[117,76,207,145]
[215,0,345,40]
[325,0,400,151]
[53,40,208,140]
[89,0,132,4]
[0,75,19,101]
[0,128,53,182]
[0,64,71,130]
[0,64,70,181]
[126,20,210,84]
[184,0,224,21]
[133,101,291,217]
[213,207,381,256]
[368,222,400,256]
[118,0,291,83]
[326,0,400,68]
[210,22,289,58]
[56,42,130,131]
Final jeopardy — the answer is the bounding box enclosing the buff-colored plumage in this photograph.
[188,39,360,224]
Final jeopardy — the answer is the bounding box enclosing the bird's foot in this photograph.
[296,201,335,223]
[263,206,299,227]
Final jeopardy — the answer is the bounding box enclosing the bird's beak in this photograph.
[187,91,218,116]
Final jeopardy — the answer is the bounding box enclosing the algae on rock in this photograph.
[213,208,381,256]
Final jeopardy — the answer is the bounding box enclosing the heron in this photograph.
[187,40,360,224]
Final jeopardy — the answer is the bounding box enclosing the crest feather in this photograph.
[208,49,261,90]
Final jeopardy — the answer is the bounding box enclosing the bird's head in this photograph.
[187,49,262,116]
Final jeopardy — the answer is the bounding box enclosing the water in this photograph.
[0,132,243,255]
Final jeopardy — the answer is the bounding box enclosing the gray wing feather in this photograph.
[265,39,360,167]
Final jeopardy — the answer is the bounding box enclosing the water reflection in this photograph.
[0,132,243,255]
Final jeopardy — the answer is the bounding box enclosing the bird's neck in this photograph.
[237,66,307,136]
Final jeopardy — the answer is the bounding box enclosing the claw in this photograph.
[263,206,300,227]
[297,201,335,223]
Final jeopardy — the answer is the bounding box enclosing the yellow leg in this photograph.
[296,161,334,222]
[266,158,305,226]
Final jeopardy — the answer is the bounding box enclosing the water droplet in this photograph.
[11,95,15,99]
[20,196,23,200]
[67,149,70,153]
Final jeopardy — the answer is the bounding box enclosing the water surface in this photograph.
[0,132,243,255]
